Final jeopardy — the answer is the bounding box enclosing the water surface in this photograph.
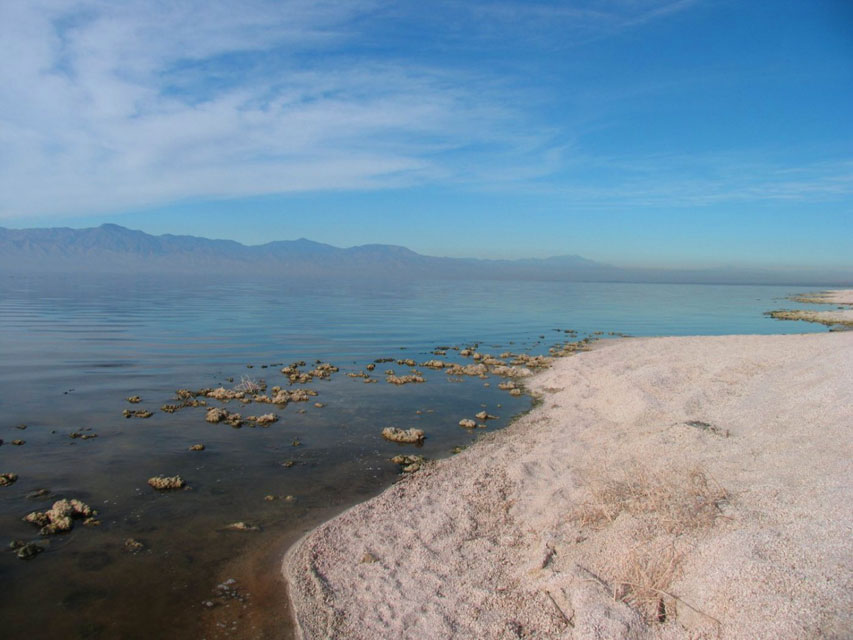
[0,276,830,639]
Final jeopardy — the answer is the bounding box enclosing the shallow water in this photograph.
[0,275,830,639]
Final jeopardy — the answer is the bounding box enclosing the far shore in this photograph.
[283,290,853,639]
[768,288,853,327]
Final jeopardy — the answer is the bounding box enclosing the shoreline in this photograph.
[767,288,853,327]
[283,321,853,638]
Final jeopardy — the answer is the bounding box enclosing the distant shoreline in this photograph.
[283,292,853,639]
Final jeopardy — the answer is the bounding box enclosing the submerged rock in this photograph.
[16,542,44,560]
[205,407,243,427]
[224,521,260,532]
[386,374,425,385]
[381,427,425,444]
[390,454,426,473]
[247,413,278,426]
[147,475,185,490]
[475,411,498,421]
[0,472,17,487]
[444,363,488,377]
[122,409,153,419]
[124,538,145,553]
[491,365,532,378]
[11,440,25,446]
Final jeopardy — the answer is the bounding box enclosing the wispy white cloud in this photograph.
[1,0,564,218]
[5,0,841,222]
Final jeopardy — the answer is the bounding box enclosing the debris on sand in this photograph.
[147,475,185,490]
[381,427,425,444]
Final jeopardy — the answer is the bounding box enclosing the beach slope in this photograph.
[284,332,852,639]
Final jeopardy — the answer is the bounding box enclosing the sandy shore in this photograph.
[283,330,853,638]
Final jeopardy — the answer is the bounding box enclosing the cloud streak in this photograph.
[4,0,846,222]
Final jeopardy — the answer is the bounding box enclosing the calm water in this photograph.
[0,275,832,640]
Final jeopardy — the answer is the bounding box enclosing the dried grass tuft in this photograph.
[572,466,728,536]
[572,465,729,622]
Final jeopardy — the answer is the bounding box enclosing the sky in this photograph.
[1,0,851,268]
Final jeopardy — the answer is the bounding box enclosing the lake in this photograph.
[0,275,831,639]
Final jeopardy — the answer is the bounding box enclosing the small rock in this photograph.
[381,427,425,444]
[122,409,152,419]
[189,444,205,451]
[147,475,185,490]
[313,402,325,408]
[264,495,277,501]
[205,407,228,423]
[11,440,25,446]
[224,521,259,532]
[281,460,295,468]
[391,454,425,473]
[361,552,379,564]
[124,538,145,553]
[0,472,18,487]
[458,419,477,429]
[366,363,376,371]
[15,424,27,430]
[16,542,44,560]
[475,411,498,421]
[284,495,296,502]
[26,488,50,499]
[127,396,141,404]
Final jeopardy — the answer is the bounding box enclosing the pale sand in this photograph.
[283,332,853,639]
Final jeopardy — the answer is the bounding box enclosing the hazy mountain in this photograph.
[1,224,850,286]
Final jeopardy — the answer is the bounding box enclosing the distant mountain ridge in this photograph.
[1,224,851,286]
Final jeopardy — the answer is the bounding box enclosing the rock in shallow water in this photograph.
[0,472,18,487]
[381,427,425,444]
[147,475,185,490]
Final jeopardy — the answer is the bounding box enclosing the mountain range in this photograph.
[1,224,850,286]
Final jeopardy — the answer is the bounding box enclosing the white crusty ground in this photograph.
[283,330,853,640]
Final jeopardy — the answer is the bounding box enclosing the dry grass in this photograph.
[572,465,729,621]
[572,466,728,535]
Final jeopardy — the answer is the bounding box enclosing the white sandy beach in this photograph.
[284,306,853,639]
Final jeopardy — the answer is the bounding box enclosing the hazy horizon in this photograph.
[2,222,851,285]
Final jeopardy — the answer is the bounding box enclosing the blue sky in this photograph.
[1,0,851,267]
